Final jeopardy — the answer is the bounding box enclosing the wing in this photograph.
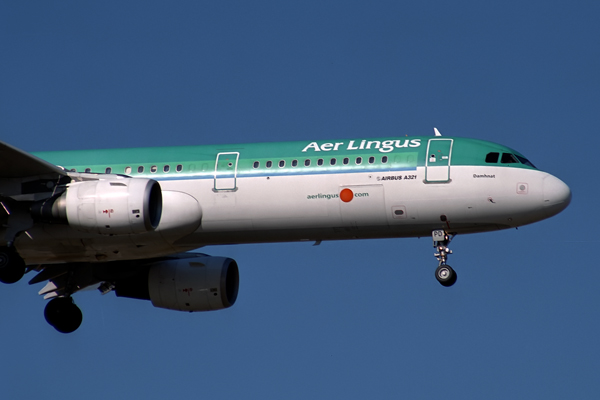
[0,141,69,248]
[0,140,66,180]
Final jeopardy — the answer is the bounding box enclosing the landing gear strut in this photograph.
[44,297,83,333]
[432,230,457,287]
[0,247,26,284]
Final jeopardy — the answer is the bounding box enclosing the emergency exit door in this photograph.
[214,152,239,191]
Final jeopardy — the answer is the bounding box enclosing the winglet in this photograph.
[434,127,442,137]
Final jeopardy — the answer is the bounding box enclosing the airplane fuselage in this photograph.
[20,136,570,265]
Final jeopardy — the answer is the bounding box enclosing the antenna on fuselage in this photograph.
[434,127,442,136]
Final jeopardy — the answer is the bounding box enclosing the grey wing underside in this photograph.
[0,140,68,246]
[0,140,66,180]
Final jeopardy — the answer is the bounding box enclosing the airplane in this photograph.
[0,129,571,333]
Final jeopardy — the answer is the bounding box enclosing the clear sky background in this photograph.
[0,1,597,399]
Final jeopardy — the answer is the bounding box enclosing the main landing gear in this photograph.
[432,230,457,287]
[0,246,26,284]
[44,297,83,334]
[0,246,83,333]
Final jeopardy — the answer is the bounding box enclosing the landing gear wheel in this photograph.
[435,264,457,287]
[44,297,83,333]
[432,230,458,287]
[0,247,26,284]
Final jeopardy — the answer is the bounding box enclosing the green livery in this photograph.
[32,136,537,179]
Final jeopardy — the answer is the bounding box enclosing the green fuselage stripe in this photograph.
[32,136,537,178]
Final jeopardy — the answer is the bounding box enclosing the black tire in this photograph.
[44,297,83,334]
[435,264,457,287]
[0,247,26,284]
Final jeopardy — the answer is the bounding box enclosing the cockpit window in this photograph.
[485,152,499,163]
[515,155,536,168]
[501,153,519,163]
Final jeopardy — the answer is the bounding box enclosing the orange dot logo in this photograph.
[340,188,354,202]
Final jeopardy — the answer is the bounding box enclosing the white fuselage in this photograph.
[17,164,570,265]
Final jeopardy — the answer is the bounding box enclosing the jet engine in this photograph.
[114,255,239,312]
[32,177,162,235]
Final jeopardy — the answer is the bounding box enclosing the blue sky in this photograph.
[0,1,597,398]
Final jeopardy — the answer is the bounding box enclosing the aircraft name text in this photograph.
[302,139,421,153]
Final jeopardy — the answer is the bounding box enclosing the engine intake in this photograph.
[32,177,162,235]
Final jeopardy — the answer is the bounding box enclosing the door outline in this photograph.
[425,139,453,183]
[338,184,387,228]
[213,152,240,191]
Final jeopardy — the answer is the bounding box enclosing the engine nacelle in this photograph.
[34,177,162,235]
[115,255,239,312]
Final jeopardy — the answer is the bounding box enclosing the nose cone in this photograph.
[543,174,571,216]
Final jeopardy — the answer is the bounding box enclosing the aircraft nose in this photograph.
[542,174,571,215]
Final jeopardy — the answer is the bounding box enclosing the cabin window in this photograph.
[138,166,144,173]
[105,167,112,174]
[515,155,536,168]
[382,156,388,164]
[485,152,499,163]
[330,158,336,166]
[85,168,91,173]
[163,165,170,173]
[266,161,273,168]
[356,157,362,165]
[253,161,259,168]
[150,165,157,173]
[317,159,324,166]
[501,153,518,164]
[368,156,375,164]
[279,160,285,168]
[292,160,298,167]
[343,157,349,165]
[304,159,311,167]
[176,164,183,172]
[124,166,132,174]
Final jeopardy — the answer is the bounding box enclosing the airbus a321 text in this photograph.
[0,130,571,333]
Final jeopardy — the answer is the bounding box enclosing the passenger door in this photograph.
[425,139,453,182]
